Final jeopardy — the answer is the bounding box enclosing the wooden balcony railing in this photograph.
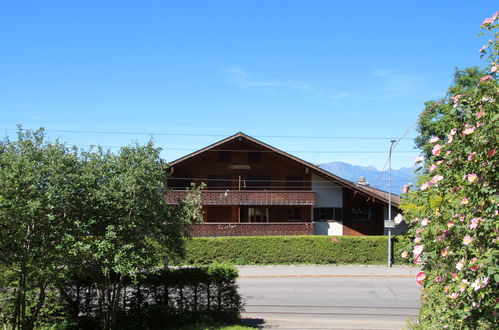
[190,222,315,237]
[165,190,315,206]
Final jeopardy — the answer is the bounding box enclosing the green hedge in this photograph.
[179,235,411,265]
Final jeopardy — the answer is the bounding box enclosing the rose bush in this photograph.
[399,12,498,329]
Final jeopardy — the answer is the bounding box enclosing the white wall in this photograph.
[312,174,343,207]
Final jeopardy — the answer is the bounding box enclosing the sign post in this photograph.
[415,271,426,286]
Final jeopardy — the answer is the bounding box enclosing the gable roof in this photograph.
[168,132,400,208]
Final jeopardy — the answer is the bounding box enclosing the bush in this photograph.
[1,264,242,329]
[177,236,410,265]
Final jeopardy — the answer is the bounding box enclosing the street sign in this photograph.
[415,271,426,286]
[414,254,422,264]
[384,220,395,228]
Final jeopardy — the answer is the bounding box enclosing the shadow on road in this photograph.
[242,317,266,328]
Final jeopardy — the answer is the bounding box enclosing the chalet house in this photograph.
[165,132,403,236]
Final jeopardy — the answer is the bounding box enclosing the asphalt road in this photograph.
[237,266,422,329]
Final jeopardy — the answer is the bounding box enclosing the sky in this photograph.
[1,1,497,171]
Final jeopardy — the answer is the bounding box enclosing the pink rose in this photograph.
[394,213,404,224]
[447,221,455,228]
[479,75,493,82]
[463,127,475,135]
[466,174,478,183]
[463,235,473,245]
[420,182,430,191]
[402,183,412,193]
[482,17,493,27]
[461,198,470,205]
[432,144,443,156]
[429,136,440,143]
[429,164,438,173]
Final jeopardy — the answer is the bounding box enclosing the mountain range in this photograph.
[319,161,417,195]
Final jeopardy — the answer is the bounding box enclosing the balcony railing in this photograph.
[165,190,315,206]
[190,222,315,236]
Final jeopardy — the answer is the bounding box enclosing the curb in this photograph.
[239,274,414,278]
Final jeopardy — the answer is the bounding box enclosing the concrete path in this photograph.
[237,265,422,329]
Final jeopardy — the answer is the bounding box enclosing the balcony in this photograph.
[190,222,315,236]
[165,190,316,206]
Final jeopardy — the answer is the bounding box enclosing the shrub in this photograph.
[56,263,242,329]
[177,235,410,265]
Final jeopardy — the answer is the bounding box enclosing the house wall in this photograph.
[167,139,312,190]
[311,174,342,207]
[342,189,384,236]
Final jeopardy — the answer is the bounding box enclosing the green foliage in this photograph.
[176,236,409,265]
[0,128,203,329]
[59,264,242,329]
[399,15,498,329]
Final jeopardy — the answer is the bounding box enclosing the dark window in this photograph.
[247,151,261,163]
[313,208,343,221]
[218,151,231,163]
[244,175,271,190]
[173,176,192,189]
[287,207,301,221]
[207,175,231,189]
[351,207,372,221]
[285,175,302,190]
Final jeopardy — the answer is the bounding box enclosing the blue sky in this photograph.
[1,1,496,171]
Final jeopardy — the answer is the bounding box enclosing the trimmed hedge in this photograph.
[180,235,410,265]
[53,264,241,329]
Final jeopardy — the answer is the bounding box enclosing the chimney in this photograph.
[356,176,370,187]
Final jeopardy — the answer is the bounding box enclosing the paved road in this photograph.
[237,266,422,329]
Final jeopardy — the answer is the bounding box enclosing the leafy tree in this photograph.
[399,12,498,329]
[0,128,83,329]
[0,129,203,329]
[71,143,203,329]
[415,67,487,157]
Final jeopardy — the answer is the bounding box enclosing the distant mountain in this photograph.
[319,161,417,195]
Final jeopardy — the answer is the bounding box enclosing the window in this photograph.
[244,175,271,190]
[313,208,343,221]
[173,176,192,190]
[218,151,231,163]
[285,175,302,190]
[249,207,268,222]
[351,207,372,221]
[287,207,301,221]
[207,175,231,189]
[247,151,261,163]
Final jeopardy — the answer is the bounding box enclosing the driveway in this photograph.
[237,265,422,329]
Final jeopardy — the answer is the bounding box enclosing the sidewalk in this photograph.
[238,264,422,278]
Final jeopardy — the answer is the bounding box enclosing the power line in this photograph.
[64,144,417,154]
[0,127,417,141]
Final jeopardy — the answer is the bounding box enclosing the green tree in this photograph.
[399,12,498,329]
[0,129,203,329]
[0,128,83,329]
[72,143,203,329]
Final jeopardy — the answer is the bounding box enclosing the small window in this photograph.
[313,208,343,221]
[351,207,372,221]
[285,175,302,190]
[218,151,231,163]
[247,151,261,163]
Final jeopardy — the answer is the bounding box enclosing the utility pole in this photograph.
[387,139,397,267]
